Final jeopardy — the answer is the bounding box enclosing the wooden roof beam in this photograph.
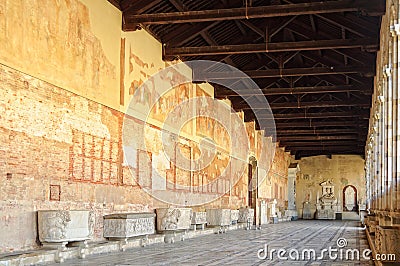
[277,128,366,135]
[234,100,370,109]
[280,141,364,146]
[215,85,370,96]
[267,111,369,119]
[195,65,375,81]
[278,135,362,141]
[165,38,378,57]
[124,0,385,24]
[272,120,368,128]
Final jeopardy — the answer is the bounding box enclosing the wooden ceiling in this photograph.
[108,0,385,158]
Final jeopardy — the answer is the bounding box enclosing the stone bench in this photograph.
[38,210,93,250]
[191,212,207,230]
[103,212,156,240]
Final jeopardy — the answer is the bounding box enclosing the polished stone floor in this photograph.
[55,220,372,266]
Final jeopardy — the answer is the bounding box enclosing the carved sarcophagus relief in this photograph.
[191,212,207,225]
[38,210,94,244]
[156,208,192,231]
[103,212,156,239]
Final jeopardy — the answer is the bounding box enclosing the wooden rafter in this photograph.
[165,39,378,56]
[124,0,385,24]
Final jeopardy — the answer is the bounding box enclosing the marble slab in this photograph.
[103,212,155,239]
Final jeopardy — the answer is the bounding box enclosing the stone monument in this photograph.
[270,199,278,223]
[316,180,337,220]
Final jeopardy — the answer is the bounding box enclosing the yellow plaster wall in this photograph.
[0,0,121,108]
[295,155,366,215]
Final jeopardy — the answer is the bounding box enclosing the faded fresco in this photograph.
[0,0,119,108]
[0,1,291,252]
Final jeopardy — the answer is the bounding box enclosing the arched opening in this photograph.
[343,185,358,212]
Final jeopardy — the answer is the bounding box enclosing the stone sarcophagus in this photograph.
[231,210,239,224]
[38,210,93,248]
[103,212,156,239]
[191,212,207,230]
[206,209,231,226]
[238,208,254,224]
[156,208,192,231]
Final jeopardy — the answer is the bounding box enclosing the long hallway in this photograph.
[58,221,372,266]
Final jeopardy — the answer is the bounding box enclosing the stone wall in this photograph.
[0,0,290,252]
[295,155,366,217]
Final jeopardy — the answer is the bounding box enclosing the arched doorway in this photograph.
[343,185,358,212]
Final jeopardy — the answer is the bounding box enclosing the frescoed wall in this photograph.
[0,0,289,252]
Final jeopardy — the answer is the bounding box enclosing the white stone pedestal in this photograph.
[206,209,231,226]
[156,208,192,232]
[38,210,93,249]
[103,212,155,239]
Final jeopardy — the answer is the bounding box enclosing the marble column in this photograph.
[384,64,391,211]
[395,20,400,211]
[391,22,399,212]
[287,164,299,211]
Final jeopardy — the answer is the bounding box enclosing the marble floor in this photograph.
[53,220,373,266]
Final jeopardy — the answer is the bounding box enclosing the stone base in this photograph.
[41,241,69,250]
[191,224,206,231]
[284,210,298,220]
[316,209,335,220]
